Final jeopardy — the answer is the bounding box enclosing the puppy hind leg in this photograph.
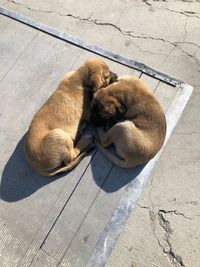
[42,129,75,167]
[96,127,113,147]
[43,132,93,176]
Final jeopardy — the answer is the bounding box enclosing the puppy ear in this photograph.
[88,74,103,92]
[109,72,118,84]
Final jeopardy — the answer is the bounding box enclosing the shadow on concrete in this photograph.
[90,145,146,193]
[1,134,145,201]
[0,135,59,202]
[101,164,145,193]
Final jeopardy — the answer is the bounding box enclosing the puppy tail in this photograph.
[47,150,89,177]
[94,140,134,168]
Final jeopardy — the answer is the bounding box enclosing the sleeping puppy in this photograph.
[25,58,117,176]
[91,76,166,168]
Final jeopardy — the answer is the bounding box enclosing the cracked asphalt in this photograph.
[0,0,199,266]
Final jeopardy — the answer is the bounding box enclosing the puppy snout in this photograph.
[110,72,118,83]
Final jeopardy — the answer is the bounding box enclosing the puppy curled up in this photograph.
[91,76,166,168]
[25,58,118,176]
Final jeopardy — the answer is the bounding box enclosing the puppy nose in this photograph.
[110,72,118,82]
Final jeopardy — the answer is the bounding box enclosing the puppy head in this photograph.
[84,58,118,92]
[91,88,127,127]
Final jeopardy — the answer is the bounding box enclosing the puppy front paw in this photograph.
[82,134,94,147]
[101,137,111,147]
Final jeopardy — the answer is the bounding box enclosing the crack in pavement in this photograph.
[159,209,192,220]
[116,0,128,27]
[142,0,200,16]
[142,0,152,6]
[137,204,194,266]
[5,0,200,69]
[142,0,200,20]
[183,17,188,41]
[137,204,192,220]
[160,15,200,69]
[157,210,185,267]
[148,209,186,267]
[162,6,200,20]
[148,171,159,209]
[7,0,200,55]
[6,0,200,60]
[2,1,199,266]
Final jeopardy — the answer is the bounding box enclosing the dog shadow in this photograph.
[90,145,146,193]
[1,134,145,202]
[0,135,60,202]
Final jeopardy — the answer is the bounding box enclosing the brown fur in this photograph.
[25,58,117,176]
[91,76,166,168]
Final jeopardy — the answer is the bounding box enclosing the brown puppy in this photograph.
[25,58,117,176]
[91,76,166,168]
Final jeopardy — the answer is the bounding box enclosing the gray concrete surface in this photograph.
[0,1,199,266]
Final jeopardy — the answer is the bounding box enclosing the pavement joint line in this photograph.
[0,6,183,86]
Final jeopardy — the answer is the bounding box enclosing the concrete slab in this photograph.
[2,14,180,267]
[0,0,199,266]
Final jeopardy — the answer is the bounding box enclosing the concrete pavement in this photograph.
[0,1,199,266]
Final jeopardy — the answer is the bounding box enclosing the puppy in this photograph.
[91,76,166,168]
[25,58,117,176]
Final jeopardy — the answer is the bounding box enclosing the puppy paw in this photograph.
[101,137,110,147]
[82,134,93,147]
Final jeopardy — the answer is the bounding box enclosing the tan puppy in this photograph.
[91,76,166,168]
[25,58,117,176]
